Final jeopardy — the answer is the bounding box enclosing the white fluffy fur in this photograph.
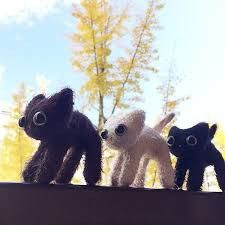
[102,110,175,188]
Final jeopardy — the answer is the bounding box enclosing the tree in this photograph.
[157,62,189,136]
[0,83,36,181]
[71,0,163,128]
[145,62,189,188]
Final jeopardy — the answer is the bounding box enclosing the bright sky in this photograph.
[0,0,224,132]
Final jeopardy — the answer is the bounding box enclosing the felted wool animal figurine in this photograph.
[167,123,225,191]
[19,88,102,185]
[100,110,175,188]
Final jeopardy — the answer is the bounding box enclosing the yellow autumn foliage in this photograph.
[71,0,163,128]
[0,83,36,182]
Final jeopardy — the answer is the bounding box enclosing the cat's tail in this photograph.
[209,124,217,139]
[153,113,175,133]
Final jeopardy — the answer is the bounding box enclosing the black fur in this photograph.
[167,122,225,191]
[19,88,102,185]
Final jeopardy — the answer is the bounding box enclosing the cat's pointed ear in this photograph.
[209,124,217,139]
[31,94,46,102]
[197,122,209,130]
[169,126,179,134]
[48,88,73,107]
[131,109,145,131]
[195,122,210,139]
[47,88,74,123]
[53,88,73,103]
[29,94,46,106]
[123,110,145,138]
[25,94,46,114]
[137,110,145,123]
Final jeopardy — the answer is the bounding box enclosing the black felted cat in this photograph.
[19,88,102,185]
[167,122,225,191]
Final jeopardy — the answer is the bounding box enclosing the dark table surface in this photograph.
[0,183,224,225]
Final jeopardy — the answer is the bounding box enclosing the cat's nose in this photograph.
[100,130,108,140]
[179,144,182,148]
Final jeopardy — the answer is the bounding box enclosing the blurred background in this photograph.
[0,0,224,191]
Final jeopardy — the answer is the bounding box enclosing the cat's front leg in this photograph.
[22,142,47,183]
[55,146,83,184]
[210,148,225,191]
[119,151,141,187]
[35,143,67,184]
[111,152,125,186]
[132,155,149,188]
[186,164,205,191]
[175,158,188,189]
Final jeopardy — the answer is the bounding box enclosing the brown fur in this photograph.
[19,88,102,185]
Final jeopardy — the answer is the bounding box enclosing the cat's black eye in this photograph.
[186,135,197,146]
[33,111,47,126]
[100,129,108,140]
[115,124,127,136]
[167,136,175,146]
[19,117,25,128]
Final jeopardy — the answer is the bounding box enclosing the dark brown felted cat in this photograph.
[19,88,102,185]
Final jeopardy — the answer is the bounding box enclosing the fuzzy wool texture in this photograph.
[20,88,102,185]
[168,123,225,192]
[101,110,175,188]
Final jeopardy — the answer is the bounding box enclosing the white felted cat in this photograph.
[100,110,175,188]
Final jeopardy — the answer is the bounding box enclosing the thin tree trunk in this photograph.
[111,3,152,115]
[98,92,104,129]
[152,169,157,187]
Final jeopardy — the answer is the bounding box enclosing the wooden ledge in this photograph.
[0,183,224,225]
